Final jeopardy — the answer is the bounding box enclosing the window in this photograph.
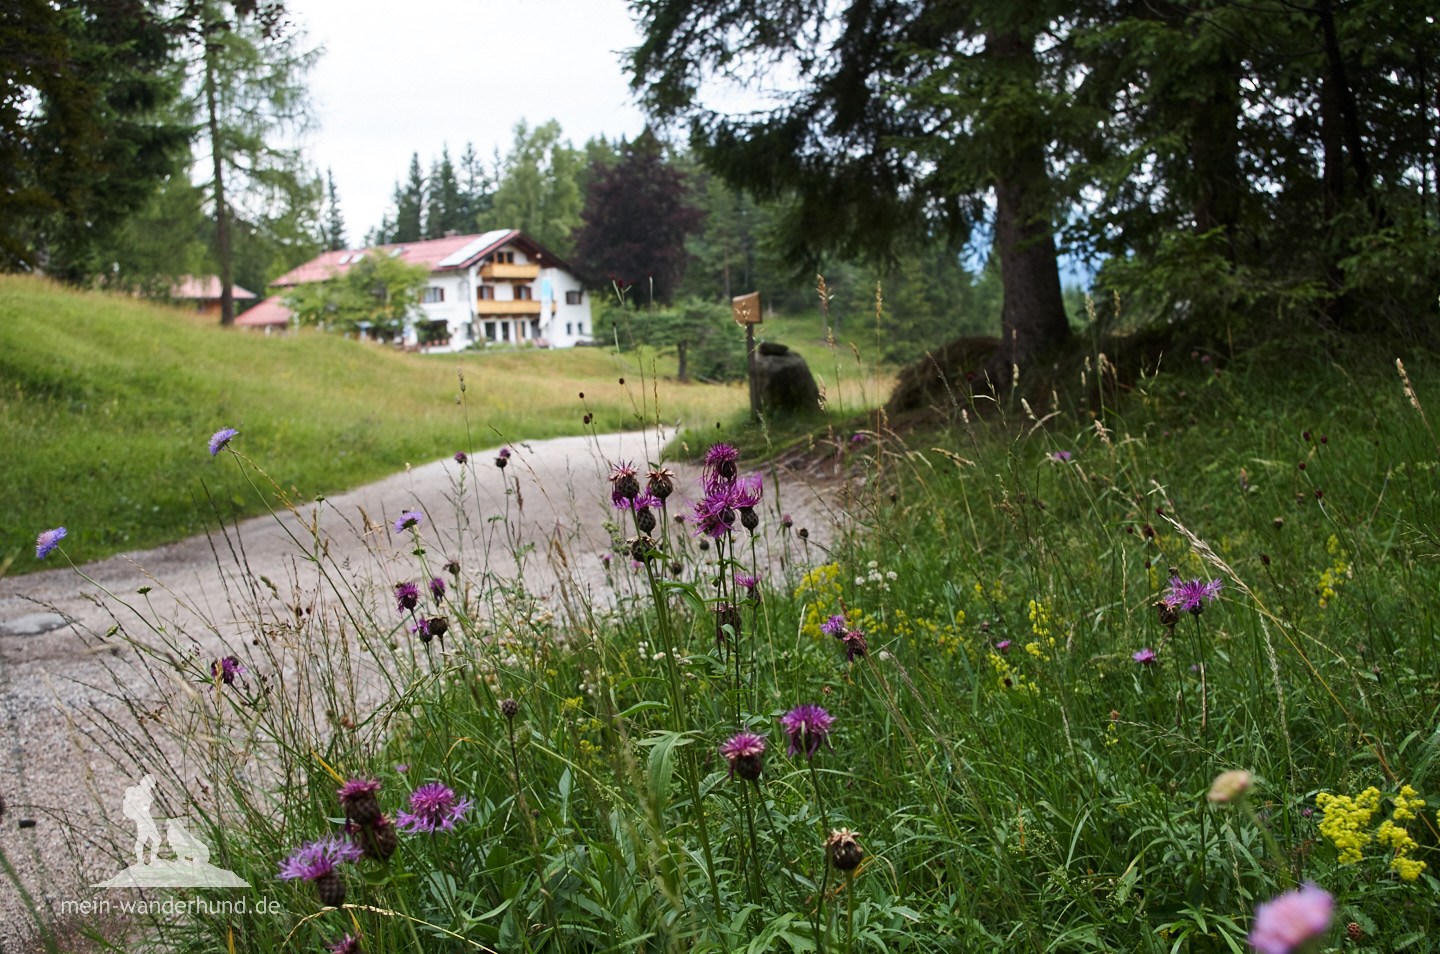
[565,290,582,305]
[565,322,572,335]
[478,285,494,300]
[491,251,515,264]
[515,285,532,301]
[501,322,510,342]
[484,321,495,340]
[530,319,540,337]
[578,321,585,335]
[421,287,444,303]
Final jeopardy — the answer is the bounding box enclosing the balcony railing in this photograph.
[478,263,541,280]
[475,299,542,315]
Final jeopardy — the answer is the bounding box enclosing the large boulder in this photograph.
[753,341,820,414]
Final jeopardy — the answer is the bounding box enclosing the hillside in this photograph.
[1,277,872,572]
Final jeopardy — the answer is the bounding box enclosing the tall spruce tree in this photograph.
[323,166,345,251]
[392,153,425,243]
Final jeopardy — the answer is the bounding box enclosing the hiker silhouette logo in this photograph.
[91,774,249,888]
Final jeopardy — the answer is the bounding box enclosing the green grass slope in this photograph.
[0,276,763,572]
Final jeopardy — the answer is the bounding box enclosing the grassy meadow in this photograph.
[34,332,1440,953]
[0,276,883,571]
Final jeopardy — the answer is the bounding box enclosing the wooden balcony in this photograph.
[475,298,541,315]
[479,262,540,280]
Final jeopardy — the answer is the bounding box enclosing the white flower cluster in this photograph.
[854,560,898,592]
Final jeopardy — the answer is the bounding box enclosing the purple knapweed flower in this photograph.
[210,656,246,685]
[208,427,239,456]
[429,577,446,600]
[842,629,868,662]
[454,451,467,464]
[735,574,760,598]
[995,640,1012,653]
[1247,882,1333,954]
[395,581,420,613]
[394,510,423,533]
[781,704,835,759]
[691,492,737,539]
[1133,647,1157,664]
[277,835,363,881]
[702,442,740,490]
[35,527,67,560]
[850,433,867,444]
[396,782,472,834]
[821,614,848,638]
[337,778,382,825]
[329,935,362,954]
[1049,451,1073,462]
[720,731,767,780]
[1163,576,1223,614]
[732,473,763,509]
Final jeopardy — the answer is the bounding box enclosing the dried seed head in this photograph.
[1155,600,1180,628]
[646,468,675,501]
[426,616,448,639]
[628,535,655,563]
[636,508,657,534]
[826,828,863,871]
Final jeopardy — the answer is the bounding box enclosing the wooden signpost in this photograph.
[732,292,762,419]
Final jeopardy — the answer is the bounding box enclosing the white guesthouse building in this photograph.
[237,229,593,351]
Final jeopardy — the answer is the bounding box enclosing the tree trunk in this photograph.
[204,33,234,326]
[986,29,1069,373]
[1188,60,1241,260]
[676,339,689,382]
[1318,0,1376,205]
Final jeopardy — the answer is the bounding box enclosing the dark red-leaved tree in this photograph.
[571,132,704,305]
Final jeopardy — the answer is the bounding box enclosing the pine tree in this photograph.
[393,153,424,243]
[324,167,346,251]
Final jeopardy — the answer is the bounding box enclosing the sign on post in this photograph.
[732,291,762,326]
[733,292,762,419]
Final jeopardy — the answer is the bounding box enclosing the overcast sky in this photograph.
[286,0,651,241]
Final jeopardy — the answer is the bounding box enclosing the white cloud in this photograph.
[286,0,650,239]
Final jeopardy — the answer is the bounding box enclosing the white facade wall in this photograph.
[395,241,594,353]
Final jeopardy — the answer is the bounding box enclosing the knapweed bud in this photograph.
[630,535,657,563]
[337,778,382,827]
[426,616,448,640]
[355,815,398,862]
[740,507,759,532]
[826,828,863,871]
[1207,769,1252,804]
[444,559,461,577]
[636,507,657,534]
[798,527,809,540]
[495,448,510,469]
[781,514,793,530]
[646,468,675,501]
[1155,599,1180,628]
[315,869,346,907]
[609,461,640,502]
[500,698,519,719]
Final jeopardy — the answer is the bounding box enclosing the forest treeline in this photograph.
[5,1,1436,362]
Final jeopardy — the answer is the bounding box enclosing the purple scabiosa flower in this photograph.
[208,427,239,456]
[328,935,363,954]
[454,451,467,464]
[1164,577,1223,614]
[720,731,767,781]
[429,577,446,600]
[1133,647,1157,664]
[396,782,472,834]
[702,442,740,490]
[35,527,67,560]
[394,510,423,533]
[1049,451,1073,462]
[210,655,246,685]
[1247,882,1333,954]
[821,614,848,638]
[277,834,362,882]
[781,704,835,759]
[394,581,420,613]
[337,778,382,826]
[995,640,1012,653]
[841,629,869,663]
[608,460,640,502]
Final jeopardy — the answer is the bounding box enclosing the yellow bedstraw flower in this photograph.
[1392,785,1426,821]
[1315,788,1381,865]
[1376,819,1428,881]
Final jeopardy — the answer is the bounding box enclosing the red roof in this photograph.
[234,294,293,327]
[171,275,257,301]
[269,230,572,287]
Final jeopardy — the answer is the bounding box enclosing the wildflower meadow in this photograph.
[13,339,1440,954]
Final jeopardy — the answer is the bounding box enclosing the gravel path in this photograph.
[0,429,839,949]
